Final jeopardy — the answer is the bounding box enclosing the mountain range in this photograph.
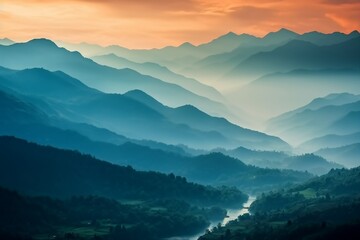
[216,147,342,175]
[0,39,239,123]
[225,35,360,82]
[0,68,315,193]
[232,69,360,119]
[0,66,288,151]
[267,93,360,142]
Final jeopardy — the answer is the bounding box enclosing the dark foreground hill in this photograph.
[200,167,360,240]
[0,136,247,207]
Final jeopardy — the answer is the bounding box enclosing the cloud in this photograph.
[323,0,360,4]
[228,6,276,23]
[1,0,359,48]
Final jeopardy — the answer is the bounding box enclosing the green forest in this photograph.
[0,136,247,239]
[199,167,360,240]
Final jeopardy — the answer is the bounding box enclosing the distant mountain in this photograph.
[0,88,311,192]
[283,154,342,175]
[330,111,360,134]
[0,39,231,120]
[226,36,360,81]
[57,31,258,72]
[90,53,247,124]
[0,76,315,193]
[182,44,278,85]
[195,32,259,56]
[181,29,360,84]
[315,143,360,168]
[232,70,360,119]
[124,89,289,151]
[179,29,301,83]
[0,67,289,150]
[0,68,227,149]
[299,132,360,153]
[0,88,46,124]
[298,30,360,46]
[262,28,300,45]
[217,147,341,175]
[0,38,14,46]
[91,53,224,102]
[56,29,360,84]
[275,92,360,122]
[267,93,360,145]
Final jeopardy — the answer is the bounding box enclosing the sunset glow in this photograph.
[1,0,360,48]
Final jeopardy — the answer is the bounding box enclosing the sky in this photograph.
[1,0,360,49]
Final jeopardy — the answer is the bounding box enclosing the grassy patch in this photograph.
[299,188,317,199]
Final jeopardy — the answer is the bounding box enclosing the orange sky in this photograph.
[1,0,359,49]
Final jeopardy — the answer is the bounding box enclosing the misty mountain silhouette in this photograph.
[233,69,360,119]
[92,53,224,102]
[216,147,341,175]
[315,143,360,168]
[267,93,360,146]
[124,89,289,151]
[262,28,299,45]
[0,90,308,192]
[299,132,360,154]
[90,53,245,124]
[0,38,14,46]
[0,39,232,120]
[183,29,360,84]
[0,67,289,150]
[227,36,360,81]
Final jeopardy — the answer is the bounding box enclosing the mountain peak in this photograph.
[179,42,195,48]
[349,30,360,36]
[222,31,238,38]
[0,38,15,46]
[204,31,241,45]
[0,37,13,42]
[26,38,58,47]
[264,28,299,39]
[124,89,161,104]
[278,28,296,33]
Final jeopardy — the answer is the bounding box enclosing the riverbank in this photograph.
[167,196,256,240]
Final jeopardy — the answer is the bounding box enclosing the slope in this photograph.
[0,87,310,192]
[232,69,360,119]
[0,39,230,119]
[227,36,360,81]
[0,67,289,150]
[315,143,360,168]
[266,93,360,145]
[124,89,290,151]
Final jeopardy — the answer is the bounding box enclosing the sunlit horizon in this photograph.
[1,0,359,49]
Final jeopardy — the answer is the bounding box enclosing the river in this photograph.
[167,196,256,240]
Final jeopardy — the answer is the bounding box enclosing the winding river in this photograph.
[168,196,256,240]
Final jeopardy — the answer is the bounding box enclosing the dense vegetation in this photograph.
[0,136,247,207]
[0,186,227,240]
[0,136,252,239]
[218,146,342,175]
[199,167,360,240]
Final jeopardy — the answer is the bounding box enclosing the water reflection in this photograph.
[167,196,256,240]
